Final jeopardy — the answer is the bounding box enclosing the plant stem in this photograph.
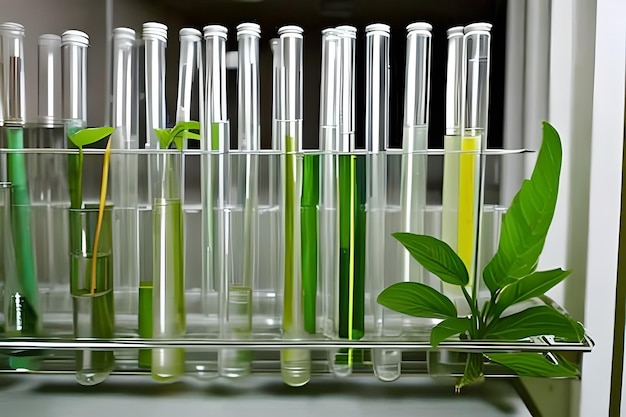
[90,140,112,295]
[462,285,480,337]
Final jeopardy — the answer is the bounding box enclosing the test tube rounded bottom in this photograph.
[372,349,401,382]
[75,350,115,386]
[219,349,252,378]
[151,348,185,382]
[280,349,311,386]
[330,350,352,377]
[73,290,115,386]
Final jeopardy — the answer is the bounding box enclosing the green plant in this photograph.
[377,122,584,390]
[154,121,201,151]
[67,127,115,209]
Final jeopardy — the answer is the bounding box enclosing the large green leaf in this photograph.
[377,282,457,319]
[492,268,571,318]
[392,233,469,286]
[483,306,584,342]
[483,122,562,294]
[155,121,201,150]
[486,352,579,378]
[68,127,115,148]
[456,353,485,391]
[430,317,471,346]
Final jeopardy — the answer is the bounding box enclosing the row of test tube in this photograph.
[0,20,492,386]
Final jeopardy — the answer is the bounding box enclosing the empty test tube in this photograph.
[363,23,399,382]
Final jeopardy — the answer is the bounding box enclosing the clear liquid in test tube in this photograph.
[397,22,432,286]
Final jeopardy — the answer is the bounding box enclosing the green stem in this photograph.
[462,285,480,338]
[6,127,40,328]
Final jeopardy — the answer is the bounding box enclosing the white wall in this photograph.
[579,0,625,414]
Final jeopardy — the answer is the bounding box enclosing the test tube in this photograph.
[334,25,365,377]
[364,23,398,382]
[152,28,200,383]
[202,26,228,315]
[38,34,63,128]
[277,25,311,387]
[441,27,465,300]
[140,21,168,369]
[110,27,139,316]
[203,27,229,372]
[32,33,67,320]
[398,22,432,285]
[62,30,88,137]
[268,37,282,326]
[0,22,41,371]
[217,22,261,379]
[270,38,281,151]
[457,23,492,293]
[319,28,341,340]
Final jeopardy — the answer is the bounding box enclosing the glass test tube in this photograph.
[458,23,492,293]
[62,30,88,138]
[319,29,341,340]
[441,27,465,300]
[0,22,42,370]
[33,34,68,312]
[268,37,282,328]
[335,25,365,376]
[110,28,139,315]
[62,30,88,211]
[201,25,234,376]
[151,28,200,382]
[364,24,399,382]
[62,29,117,383]
[398,22,432,285]
[277,25,311,387]
[217,22,261,379]
[140,21,168,369]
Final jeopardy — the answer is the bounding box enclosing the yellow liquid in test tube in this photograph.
[457,135,481,287]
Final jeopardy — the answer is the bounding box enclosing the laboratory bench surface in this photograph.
[0,374,534,416]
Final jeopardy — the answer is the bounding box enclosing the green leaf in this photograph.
[483,306,585,342]
[456,353,485,391]
[430,317,471,346]
[486,352,580,378]
[483,122,562,294]
[154,128,171,149]
[175,131,201,141]
[68,127,115,148]
[377,282,457,319]
[155,121,201,150]
[492,268,571,318]
[392,233,469,286]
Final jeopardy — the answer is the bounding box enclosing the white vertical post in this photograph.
[500,0,525,206]
[522,0,551,175]
[580,0,626,414]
